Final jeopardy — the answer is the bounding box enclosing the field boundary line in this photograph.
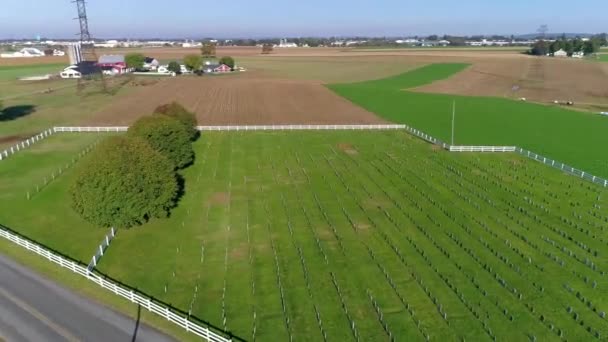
[0,223,232,342]
[3,125,607,188]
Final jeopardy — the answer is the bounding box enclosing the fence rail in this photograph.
[0,129,55,161]
[196,124,407,131]
[449,146,517,152]
[517,148,608,187]
[88,228,116,271]
[53,126,129,133]
[0,224,231,342]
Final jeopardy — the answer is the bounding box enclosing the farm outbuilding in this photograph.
[97,55,127,74]
[203,64,232,73]
[554,49,568,58]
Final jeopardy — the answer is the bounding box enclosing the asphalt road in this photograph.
[0,253,175,342]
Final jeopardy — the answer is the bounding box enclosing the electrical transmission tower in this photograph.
[73,0,107,92]
[537,24,549,39]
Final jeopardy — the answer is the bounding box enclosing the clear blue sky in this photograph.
[1,0,606,39]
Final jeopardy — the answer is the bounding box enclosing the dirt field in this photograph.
[88,74,385,125]
[105,46,531,59]
[416,56,608,108]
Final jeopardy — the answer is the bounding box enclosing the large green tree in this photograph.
[125,53,146,70]
[154,102,198,141]
[218,56,235,69]
[128,114,194,169]
[70,136,178,228]
[530,40,549,56]
[183,54,202,71]
[167,61,181,74]
[583,40,600,55]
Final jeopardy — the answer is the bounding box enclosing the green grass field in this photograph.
[330,64,608,178]
[0,63,66,81]
[598,54,608,62]
[4,131,607,341]
[0,133,109,261]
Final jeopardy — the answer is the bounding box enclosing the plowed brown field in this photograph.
[416,56,608,107]
[88,75,385,125]
[0,56,68,66]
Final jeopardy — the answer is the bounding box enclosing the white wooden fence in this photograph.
[0,129,55,161]
[449,146,517,152]
[195,124,406,131]
[54,126,129,133]
[517,148,608,187]
[0,224,231,342]
[88,228,116,271]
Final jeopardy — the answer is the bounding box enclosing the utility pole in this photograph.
[451,100,456,146]
[73,0,107,93]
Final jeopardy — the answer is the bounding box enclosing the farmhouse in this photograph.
[60,65,82,79]
[143,57,159,71]
[97,55,127,74]
[203,64,232,73]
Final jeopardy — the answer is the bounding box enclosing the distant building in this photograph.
[554,49,568,57]
[143,57,159,71]
[572,51,584,58]
[276,39,298,48]
[60,65,82,79]
[67,43,83,65]
[0,48,45,58]
[94,40,119,48]
[97,55,127,74]
[202,64,231,73]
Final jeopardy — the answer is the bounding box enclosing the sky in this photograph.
[1,0,607,39]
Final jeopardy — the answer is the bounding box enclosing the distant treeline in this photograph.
[529,35,607,56]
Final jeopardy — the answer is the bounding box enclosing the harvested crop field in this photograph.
[0,56,68,66]
[416,57,608,107]
[89,75,385,125]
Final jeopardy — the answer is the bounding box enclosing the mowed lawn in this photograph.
[0,63,66,81]
[0,133,109,262]
[598,54,608,62]
[77,131,608,341]
[330,64,608,178]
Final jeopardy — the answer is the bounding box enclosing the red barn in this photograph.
[97,55,127,74]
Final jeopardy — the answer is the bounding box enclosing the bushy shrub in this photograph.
[153,102,198,141]
[129,114,194,169]
[219,56,235,69]
[167,61,181,74]
[70,136,178,228]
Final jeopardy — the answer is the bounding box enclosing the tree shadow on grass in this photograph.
[0,105,36,122]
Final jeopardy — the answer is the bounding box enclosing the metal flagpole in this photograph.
[451,100,456,146]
